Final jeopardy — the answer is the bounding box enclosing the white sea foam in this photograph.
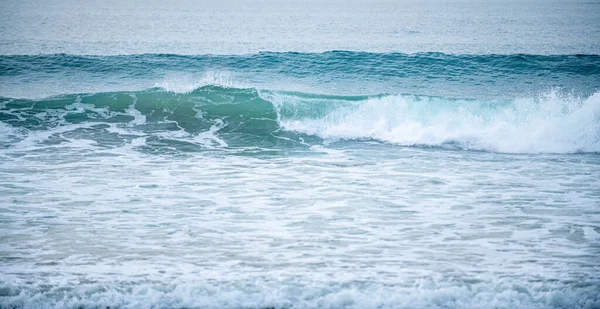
[270,91,600,154]
[125,94,146,126]
[0,122,18,142]
[1,278,598,309]
[1,137,599,309]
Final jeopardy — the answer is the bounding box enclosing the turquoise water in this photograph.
[1,1,600,309]
[2,53,599,153]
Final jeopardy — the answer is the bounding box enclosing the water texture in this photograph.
[1,1,600,308]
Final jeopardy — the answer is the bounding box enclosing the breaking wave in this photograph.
[0,86,599,154]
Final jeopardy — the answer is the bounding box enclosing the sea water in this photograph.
[1,1,600,308]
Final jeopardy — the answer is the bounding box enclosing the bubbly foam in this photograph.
[1,278,598,309]
[270,91,600,154]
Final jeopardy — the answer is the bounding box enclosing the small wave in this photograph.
[154,71,251,94]
[2,52,599,100]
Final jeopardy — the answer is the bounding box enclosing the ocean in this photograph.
[1,0,600,308]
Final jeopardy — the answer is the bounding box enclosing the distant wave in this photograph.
[1,86,599,154]
[2,51,599,102]
[2,52,599,78]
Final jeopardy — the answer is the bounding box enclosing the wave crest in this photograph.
[153,72,251,94]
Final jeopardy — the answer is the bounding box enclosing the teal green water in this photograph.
[2,53,600,99]
[1,2,600,308]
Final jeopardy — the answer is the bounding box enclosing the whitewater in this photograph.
[2,0,600,308]
[1,51,599,309]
